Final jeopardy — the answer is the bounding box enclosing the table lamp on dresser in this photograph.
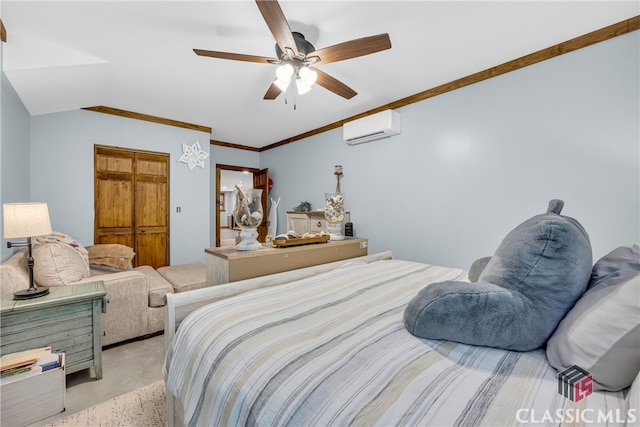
[3,202,53,300]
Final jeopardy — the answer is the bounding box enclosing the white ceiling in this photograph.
[2,1,638,149]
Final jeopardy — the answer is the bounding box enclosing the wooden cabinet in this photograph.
[0,282,106,380]
[205,238,368,286]
[253,168,270,243]
[286,211,331,235]
[94,145,170,268]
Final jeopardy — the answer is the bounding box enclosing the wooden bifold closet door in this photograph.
[94,146,169,268]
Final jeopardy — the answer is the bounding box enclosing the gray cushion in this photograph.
[546,244,640,391]
[468,256,491,282]
[404,200,592,351]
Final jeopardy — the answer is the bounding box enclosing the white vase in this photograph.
[324,192,345,241]
[236,226,261,251]
[233,187,264,251]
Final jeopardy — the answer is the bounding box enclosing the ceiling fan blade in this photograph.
[308,33,391,65]
[255,0,298,58]
[312,68,357,99]
[264,82,282,100]
[193,49,277,64]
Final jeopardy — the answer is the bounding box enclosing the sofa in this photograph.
[0,234,177,347]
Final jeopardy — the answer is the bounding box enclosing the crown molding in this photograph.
[83,106,212,134]
[261,15,639,151]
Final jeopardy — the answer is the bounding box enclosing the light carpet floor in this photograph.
[44,380,166,427]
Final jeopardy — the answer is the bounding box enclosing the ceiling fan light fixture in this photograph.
[299,67,317,87]
[276,63,294,82]
[296,78,312,95]
[274,78,290,92]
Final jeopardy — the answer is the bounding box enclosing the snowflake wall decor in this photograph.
[178,141,209,171]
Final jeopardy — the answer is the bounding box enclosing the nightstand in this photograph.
[0,281,107,379]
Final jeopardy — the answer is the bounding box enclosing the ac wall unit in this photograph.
[343,109,401,145]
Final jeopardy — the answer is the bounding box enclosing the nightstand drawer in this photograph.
[1,303,95,368]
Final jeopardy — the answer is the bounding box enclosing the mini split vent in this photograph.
[343,109,401,145]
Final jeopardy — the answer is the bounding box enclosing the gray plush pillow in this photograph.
[468,256,491,282]
[404,200,592,351]
[546,244,640,391]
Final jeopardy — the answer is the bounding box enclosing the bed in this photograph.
[163,251,639,427]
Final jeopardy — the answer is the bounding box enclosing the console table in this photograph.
[0,281,106,380]
[205,237,368,286]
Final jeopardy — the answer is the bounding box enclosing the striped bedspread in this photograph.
[164,259,628,427]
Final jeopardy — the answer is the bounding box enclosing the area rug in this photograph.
[45,380,166,426]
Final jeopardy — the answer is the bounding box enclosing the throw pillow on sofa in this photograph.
[35,231,90,271]
[86,244,135,270]
[33,242,90,286]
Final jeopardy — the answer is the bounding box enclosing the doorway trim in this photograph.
[215,164,260,247]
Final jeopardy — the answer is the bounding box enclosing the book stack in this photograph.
[0,346,62,382]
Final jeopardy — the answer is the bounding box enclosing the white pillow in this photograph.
[546,244,640,391]
[33,242,91,287]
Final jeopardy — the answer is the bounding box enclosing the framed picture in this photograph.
[219,193,226,212]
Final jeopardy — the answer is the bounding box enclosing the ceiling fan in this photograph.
[193,0,391,100]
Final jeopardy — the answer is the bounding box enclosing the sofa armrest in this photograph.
[0,249,30,295]
[134,266,174,307]
[75,271,150,346]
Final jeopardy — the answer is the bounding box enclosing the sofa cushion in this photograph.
[546,244,640,391]
[33,242,91,286]
[35,231,90,271]
[90,264,133,276]
[134,265,173,307]
[157,263,206,293]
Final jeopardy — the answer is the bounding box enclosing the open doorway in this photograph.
[215,164,269,247]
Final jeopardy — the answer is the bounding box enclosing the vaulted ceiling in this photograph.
[2,1,638,148]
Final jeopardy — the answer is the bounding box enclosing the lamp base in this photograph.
[13,286,50,300]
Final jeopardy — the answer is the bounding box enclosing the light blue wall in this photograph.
[0,70,32,261]
[28,110,257,265]
[261,32,640,269]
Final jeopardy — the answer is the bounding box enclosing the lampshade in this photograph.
[3,202,52,239]
[296,78,312,95]
[299,67,317,86]
[274,78,290,92]
[276,63,294,81]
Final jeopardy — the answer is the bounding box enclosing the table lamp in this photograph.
[3,202,53,300]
